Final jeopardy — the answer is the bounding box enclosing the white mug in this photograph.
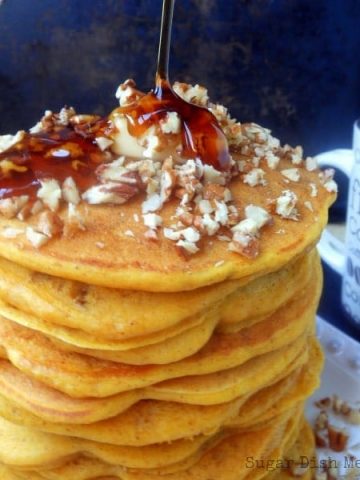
[317,122,360,326]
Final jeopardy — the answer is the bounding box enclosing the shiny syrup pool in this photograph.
[0,122,110,200]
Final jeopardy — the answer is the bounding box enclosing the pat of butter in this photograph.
[110,114,182,162]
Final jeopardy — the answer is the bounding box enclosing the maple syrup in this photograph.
[116,77,231,171]
[0,124,108,200]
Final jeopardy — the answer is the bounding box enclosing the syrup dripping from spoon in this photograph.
[119,0,231,171]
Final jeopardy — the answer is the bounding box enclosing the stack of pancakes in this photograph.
[0,120,335,478]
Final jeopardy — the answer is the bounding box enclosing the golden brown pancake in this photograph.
[265,420,315,480]
[0,334,307,425]
[0,415,231,471]
[227,338,323,429]
[0,338,320,447]
[0,251,320,367]
[0,393,244,447]
[0,258,318,367]
[0,412,313,479]
[0,250,314,340]
[218,248,317,330]
[0,269,319,397]
[0,251,319,367]
[0,255,239,340]
[0,160,335,292]
[0,300,221,364]
[5,407,302,480]
[0,465,21,479]
[0,405,301,472]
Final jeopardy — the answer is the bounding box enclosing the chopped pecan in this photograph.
[62,177,80,205]
[83,182,140,205]
[324,461,339,480]
[73,117,106,139]
[332,394,351,415]
[63,204,86,238]
[0,195,29,219]
[26,227,49,248]
[115,78,144,106]
[69,114,101,126]
[193,215,205,232]
[228,234,259,258]
[144,229,158,241]
[17,203,32,221]
[347,408,360,425]
[203,183,226,201]
[227,205,240,225]
[315,411,329,430]
[37,211,63,237]
[315,397,332,410]
[31,200,44,215]
[174,187,187,200]
[178,210,194,227]
[160,169,176,202]
[315,430,327,448]
[327,424,349,452]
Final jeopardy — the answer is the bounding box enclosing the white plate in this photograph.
[306,317,360,478]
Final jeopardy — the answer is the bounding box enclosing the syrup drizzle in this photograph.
[117,0,230,171]
[0,120,111,200]
[0,0,230,201]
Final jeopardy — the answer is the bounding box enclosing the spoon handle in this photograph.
[156,0,175,84]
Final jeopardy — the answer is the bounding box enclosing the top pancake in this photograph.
[0,159,334,292]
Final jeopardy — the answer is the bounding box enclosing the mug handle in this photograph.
[315,149,354,275]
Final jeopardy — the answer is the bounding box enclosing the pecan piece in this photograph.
[37,211,64,238]
[327,424,349,452]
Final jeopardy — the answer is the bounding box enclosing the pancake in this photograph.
[0,393,244,447]
[0,250,313,340]
[227,337,323,429]
[265,420,315,480]
[0,465,21,480]
[7,407,302,480]
[0,158,335,292]
[240,415,304,480]
[0,334,307,425]
[279,420,315,479]
[0,256,239,340]
[0,415,312,480]
[0,415,226,471]
[0,257,318,367]
[146,334,309,406]
[0,252,319,366]
[0,251,319,365]
[0,268,319,397]
[218,248,316,329]
[0,300,221,365]
[273,470,312,480]
[0,338,319,446]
